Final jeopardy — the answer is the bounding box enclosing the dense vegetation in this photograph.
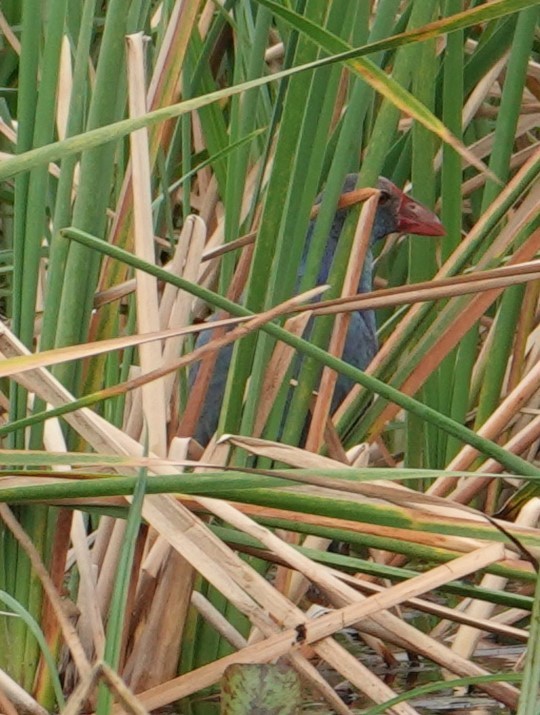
[0,1,539,713]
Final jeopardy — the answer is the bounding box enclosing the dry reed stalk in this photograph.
[160,216,206,404]
[124,548,194,691]
[71,513,106,660]
[429,359,540,497]
[0,668,47,715]
[450,501,539,660]
[93,0,200,300]
[253,311,313,437]
[0,504,91,680]
[133,538,515,711]
[307,191,380,451]
[368,228,540,439]
[335,148,540,426]
[63,662,149,715]
[126,33,168,455]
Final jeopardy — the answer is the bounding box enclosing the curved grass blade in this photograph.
[5,0,536,182]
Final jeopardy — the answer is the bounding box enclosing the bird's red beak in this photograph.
[396,191,446,236]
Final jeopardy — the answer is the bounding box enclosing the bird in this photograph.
[189,174,445,446]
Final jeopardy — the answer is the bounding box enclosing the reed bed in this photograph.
[0,1,539,713]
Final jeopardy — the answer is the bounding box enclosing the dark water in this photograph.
[179,643,523,714]
[328,640,522,714]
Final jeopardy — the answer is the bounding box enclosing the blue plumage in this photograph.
[190,174,444,445]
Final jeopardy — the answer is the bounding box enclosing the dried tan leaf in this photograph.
[127,33,168,455]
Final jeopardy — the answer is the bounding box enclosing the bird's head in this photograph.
[339,174,446,242]
[376,177,446,240]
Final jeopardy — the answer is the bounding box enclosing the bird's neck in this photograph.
[316,239,375,296]
[358,250,374,295]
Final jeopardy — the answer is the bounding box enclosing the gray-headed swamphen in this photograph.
[190,174,445,446]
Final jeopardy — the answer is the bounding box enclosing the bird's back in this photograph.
[189,174,378,446]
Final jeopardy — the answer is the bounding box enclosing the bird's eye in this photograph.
[378,190,391,204]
